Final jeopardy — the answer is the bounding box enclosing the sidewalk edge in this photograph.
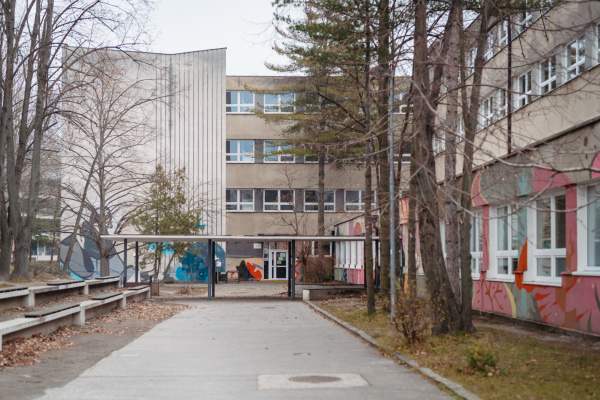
[304,300,482,400]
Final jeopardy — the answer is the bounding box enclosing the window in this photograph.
[345,190,365,211]
[393,92,412,114]
[517,70,532,108]
[264,141,294,163]
[456,114,465,142]
[226,91,254,113]
[498,20,508,47]
[484,32,494,61]
[533,194,566,280]
[497,87,508,118]
[304,189,335,212]
[226,140,254,162]
[264,93,295,113]
[481,96,495,128]
[566,37,585,81]
[518,8,533,34]
[264,189,294,211]
[470,213,483,276]
[495,206,519,276]
[586,185,600,270]
[540,56,557,94]
[433,134,445,155]
[401,153,411,164]
[226,189,254,211]
[311,241,332,257]
[466,47,477,75]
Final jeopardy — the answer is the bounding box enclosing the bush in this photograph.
[164,276,175,284]
[393,289,430,344]
[303,256,334,283]
[464,341,499,374]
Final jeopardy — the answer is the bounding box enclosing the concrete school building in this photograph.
[60,48,368,283]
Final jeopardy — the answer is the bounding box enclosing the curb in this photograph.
[305,300,482,400]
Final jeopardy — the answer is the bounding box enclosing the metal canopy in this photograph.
[100,234,374,243]
[101,234,376,302]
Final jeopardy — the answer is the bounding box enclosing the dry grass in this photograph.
[317,296,600,400]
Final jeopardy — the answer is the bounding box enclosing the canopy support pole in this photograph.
[123,239,128,287]
[291,240,296,300]
[208,239,212,301]
[135,242,139,283]
[212,241,216,297]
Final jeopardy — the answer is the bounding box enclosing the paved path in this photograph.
[37,299,451,399]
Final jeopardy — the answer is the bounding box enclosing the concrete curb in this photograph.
[305,300,482,400]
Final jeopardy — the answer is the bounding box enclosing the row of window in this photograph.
[226,91,295,114]
[434,24,600,156]
[226,189,369,212]
[227,139,411,164]
[461,185,600,285]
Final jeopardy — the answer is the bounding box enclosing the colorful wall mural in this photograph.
[60,234,128,280]
[167,242,226,282]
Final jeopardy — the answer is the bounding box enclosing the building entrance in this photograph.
[268,249,288,280]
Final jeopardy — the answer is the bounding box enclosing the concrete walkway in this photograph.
[37,299,451,399]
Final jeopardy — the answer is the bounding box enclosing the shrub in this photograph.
[393,289,430,344]
[303,256,334,283]
[464,341,499,374]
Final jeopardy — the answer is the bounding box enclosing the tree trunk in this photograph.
[407,142,417,299]
[413,0,461,334]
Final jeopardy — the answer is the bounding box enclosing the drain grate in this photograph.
[289,375,342,384]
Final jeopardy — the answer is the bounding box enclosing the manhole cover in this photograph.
[289,375,342,384]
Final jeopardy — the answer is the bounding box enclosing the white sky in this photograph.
[149,0,287,76]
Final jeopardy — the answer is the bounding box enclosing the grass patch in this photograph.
[317,296,600,400]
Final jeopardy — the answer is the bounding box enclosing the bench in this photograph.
[0,287,30,310]
[26,281,86,307]
[95,276,120,280]
[47,280,82,286]
[127,285,148,291]
[91,292,122,301]
[123,286,150,302]
[24,302,80,318]
[85,277,121,294]
[0,303,82,350]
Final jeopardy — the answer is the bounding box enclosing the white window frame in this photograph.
[393,92,412,114]
[264,141,295,163]
[226,189,254,212]
[264,93,295,114]
[311,241,333,257]
[344,190,365,211]
[517,70,532,109]
[226,140,254,163]
[517,8,533,34]
[466,47,477,76]
[576,184,600,275]
[483,32,494,61]
[540,55,557,94]
[492,206,519,278]
[304,189,335,212]
[498,20,508,47]
[433,134,446,155]
[226,91,255,113]
[527,192,567,284]
[263,189,295,212]
[481,96,495,128]
[470,212,483,278]
[566,36,586,81]
[456,114,465,142]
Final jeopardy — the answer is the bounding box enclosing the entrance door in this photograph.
[269,250,288,280]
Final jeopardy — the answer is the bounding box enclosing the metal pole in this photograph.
[123,239,128,287]
[389,74,396,320]
[208,239,212,301]
[287,241,291,297]
[363,240,367,289]
[292,240,296,300]
[135,241,139,283]
[212,241,216,297]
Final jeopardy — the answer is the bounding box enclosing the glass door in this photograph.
[269,250,288,280]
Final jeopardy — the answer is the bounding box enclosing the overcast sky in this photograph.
[149,0,287,76]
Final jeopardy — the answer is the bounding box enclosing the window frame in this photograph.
[263,140,295,163]
[517,70,532,109]
[576,184,600,275]
[263,189,295,212]
[345,189,365,212]
[226,140,254,163]
[540,55,557,94]
[226,91,255,113]
[470,212,483,278]
[528,192,567,283]
[566,36,586,81]
[304,189,335,212]
[481,95,495,128]
[264,93,295,114]
[493,206,519,278]
[226,189,254,212]
[498,20,508,47]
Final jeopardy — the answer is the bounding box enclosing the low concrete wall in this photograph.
[2,314,76,343]
[302,285,366,301]
[35,286,84,305]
